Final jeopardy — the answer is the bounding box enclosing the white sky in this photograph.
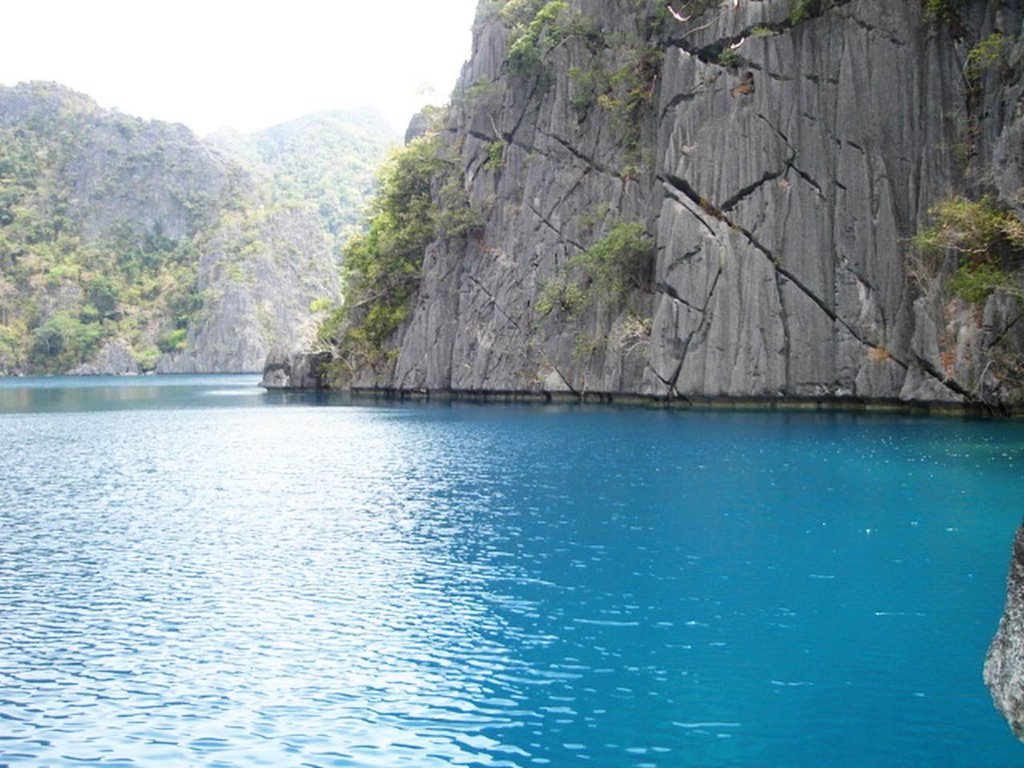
[0,0,481,137]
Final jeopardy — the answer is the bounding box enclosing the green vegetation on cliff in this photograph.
[296,0,1024,408]
[320,136,441,375]
[485,0,665,173]
[318,127,481,386]
[0,84,211,373]
[537,222,654,315]
[913,196,1024,303]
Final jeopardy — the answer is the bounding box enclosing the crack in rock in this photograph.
[665,0,855,68]
[397,330,453,390]
[468,129,495,144]
[773,267,793,383]
[466,274,523,332]
[662,185,717,236]
[657,281,706,313]
[660,173,723,229]
[546,168,592,222]
[721,166,788,212]
[550,362,579,395]
[664,243,704,276]
[525,199,587,253]
[756,112,794,153]
[654,363,680,392]
[740,113,827,201]
[655,170,984,400]
[537,128,625,179]
[848,13,908,48]
[786,163,827,200]
[912,353,975,400]
[506,79,542,143]
[990,312,1024,349]
[661,89,703,119]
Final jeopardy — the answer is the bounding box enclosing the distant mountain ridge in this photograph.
[207,108,396,238]
[0,81,397,375]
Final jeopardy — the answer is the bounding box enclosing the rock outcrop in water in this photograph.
[261,346,332,390]
[986,524,1024,739]
[317,0,1024,411]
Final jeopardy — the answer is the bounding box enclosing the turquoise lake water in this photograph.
[2,375,1024,767]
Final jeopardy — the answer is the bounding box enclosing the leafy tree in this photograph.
[29,312,103,371]
[85,275,121,319]
[505,1,571,76]
[321,136,444,380]
[570,221,655,300]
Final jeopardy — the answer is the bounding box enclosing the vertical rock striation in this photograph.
[353,0,1024,408]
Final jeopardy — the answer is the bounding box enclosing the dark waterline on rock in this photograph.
[1,375,1023,766]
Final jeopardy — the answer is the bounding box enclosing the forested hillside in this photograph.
[208,109,395,240]
[0,82,396,375]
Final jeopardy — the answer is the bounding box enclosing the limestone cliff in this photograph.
[156,203,339,373]
[330,0,1024,409]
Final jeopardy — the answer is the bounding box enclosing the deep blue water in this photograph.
[1,375,1024,767]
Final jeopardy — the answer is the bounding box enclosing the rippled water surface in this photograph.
[2,375,1024,766]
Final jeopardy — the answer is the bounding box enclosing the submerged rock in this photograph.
[985,523,1024,739]
[261,347,332,390]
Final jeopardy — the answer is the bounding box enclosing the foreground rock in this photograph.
[986,524,1024,739]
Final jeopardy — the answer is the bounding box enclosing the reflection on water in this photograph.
[1,377,1023,766]
[0,374,308,412]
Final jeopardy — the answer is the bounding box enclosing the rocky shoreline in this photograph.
[259,349,1021,416]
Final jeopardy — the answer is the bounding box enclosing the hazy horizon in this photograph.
[0,0,480,136]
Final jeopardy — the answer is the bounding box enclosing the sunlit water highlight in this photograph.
[1,375,1023,766]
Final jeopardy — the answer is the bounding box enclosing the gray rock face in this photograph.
[373,0,1024,407]
[986,524,1024,739]
[0,82,243,245]
[67,119,242,243]
[158,206,339,373]
[404,111,430,145]
[69,339,140,376]
[261,346,332,390]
